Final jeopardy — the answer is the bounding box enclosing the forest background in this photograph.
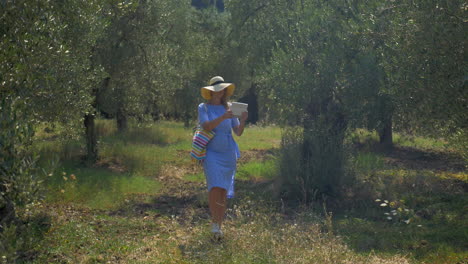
[1,0,466,263]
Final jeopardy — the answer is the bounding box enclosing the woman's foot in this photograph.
[211,223,223,241]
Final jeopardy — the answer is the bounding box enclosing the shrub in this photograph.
[278,122,352,203]
[0,98,47,261]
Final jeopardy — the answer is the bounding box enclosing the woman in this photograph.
[198,76,248,239]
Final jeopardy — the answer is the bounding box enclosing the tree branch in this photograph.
[227,3,267,39]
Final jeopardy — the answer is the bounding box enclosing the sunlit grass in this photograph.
[236,125,281,150]
[393,133,448,151]
[28,121,466,263]
[237,159,277,181]
[348,128,453,152]
[33,198,411,264]
[184,172,205,182]
[45,165,161,210]
[32,214,163,264]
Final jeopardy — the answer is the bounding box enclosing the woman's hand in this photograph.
[233,111,248,136]
[240,111,248,122]
[222,109,234,120]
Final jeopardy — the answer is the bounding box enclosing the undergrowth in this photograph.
[18,122,467,263]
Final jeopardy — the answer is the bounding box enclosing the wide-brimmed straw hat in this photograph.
[201,76,235,100]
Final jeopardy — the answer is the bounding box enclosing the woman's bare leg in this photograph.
[208,187,227,226]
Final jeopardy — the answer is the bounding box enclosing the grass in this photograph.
[237,159,277,181]
[393,134,448,151]
[235,124,282,150]
[20,122,468,263]
[45,165,161,210]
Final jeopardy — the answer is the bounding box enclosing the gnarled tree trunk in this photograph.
[84,113,97,164]
[116,107,128,132]
[378,116,393,151]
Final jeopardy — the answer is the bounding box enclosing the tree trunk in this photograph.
[116,107,128,132]
[378,117,393,150]
[238,84,259,124]
[84,113,98,164]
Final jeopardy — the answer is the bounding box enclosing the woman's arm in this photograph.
[233,111,248,136]
[202,109,233,131]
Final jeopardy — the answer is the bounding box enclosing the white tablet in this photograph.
[229,102,248,117]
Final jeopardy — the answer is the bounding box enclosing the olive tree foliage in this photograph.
[0,0,111,259]
[379,0,466,152]
[94,1,224,129]
[1,0,108,128]
[159,6,233,127]
[345,0,466,150]
[94,0,177,130]
[0,0,108,205]
[1,0,115,163]
[230,0,391,201]
[222,0,292,123]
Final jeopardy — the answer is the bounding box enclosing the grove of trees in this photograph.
[1,0,465,249]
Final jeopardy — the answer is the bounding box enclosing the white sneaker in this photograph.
[211,223,223,240]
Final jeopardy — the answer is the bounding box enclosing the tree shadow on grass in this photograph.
[107,178,210,226]
[381,145,466,173]
[343,144,468,261]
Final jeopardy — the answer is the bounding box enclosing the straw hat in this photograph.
[201,76,235,100]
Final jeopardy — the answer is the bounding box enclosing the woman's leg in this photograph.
[209,187,227,226]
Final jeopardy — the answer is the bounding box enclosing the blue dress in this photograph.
[198,103,240,198]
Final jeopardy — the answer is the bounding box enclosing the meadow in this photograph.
[23,120,467,263]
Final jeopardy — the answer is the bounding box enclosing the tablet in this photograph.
[229,102,248,117]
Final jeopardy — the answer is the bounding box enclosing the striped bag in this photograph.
[190,125,215,163]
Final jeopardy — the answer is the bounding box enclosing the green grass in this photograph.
[393,133,448,151]
[22,122,467,263]
[237,159,277,181]
[353,152,385,173]
[349,128,452,152]
[236,125,282,150]
[184,172,205,182]
[45,163,161,210]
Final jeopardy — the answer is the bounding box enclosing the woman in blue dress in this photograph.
[198,76,248,239]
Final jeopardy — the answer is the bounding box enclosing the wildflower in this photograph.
[387,217,392,220]
[375,199,381,202]
[404,209,410,212]
[392,212,397,215]
[70,174,76,180]
[403,219,411,224]
[384,200,389,203]
[384,212,390,215]
[63,176,68,181]
[48,173,53,177]
[62,172,66,176]
[380,203,388,207]
[417,225,422,228]
[60,189,65,193]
